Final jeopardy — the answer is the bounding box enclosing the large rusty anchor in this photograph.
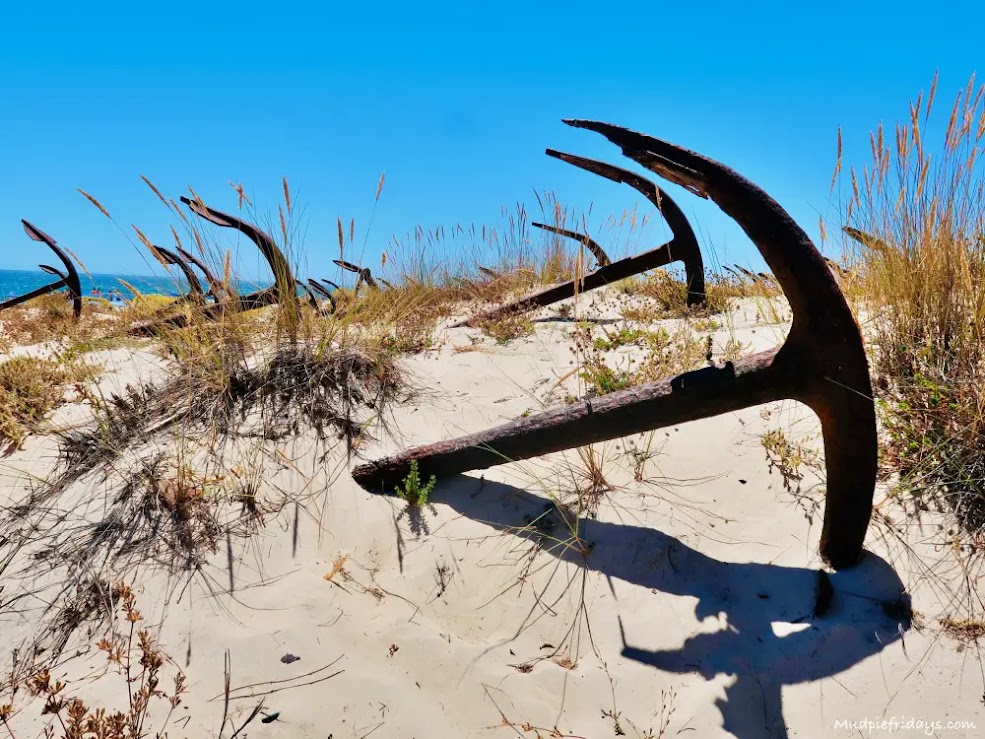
[180,196,298,319]
[450,150,706,328]
[0,221,83,319]
[132,197,298,332]
[353,121,877,570]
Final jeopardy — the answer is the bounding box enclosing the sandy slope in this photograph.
[1,292,983,738]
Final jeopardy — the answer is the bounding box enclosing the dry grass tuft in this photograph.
[0,583,187,739]
[840,72,985,539]
[0,355,91,448]
[0,292,116,346]
[938,615,985,644]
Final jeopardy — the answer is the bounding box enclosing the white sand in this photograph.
[1,291,982,738]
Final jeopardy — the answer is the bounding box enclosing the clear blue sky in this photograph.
[1,1,982,283]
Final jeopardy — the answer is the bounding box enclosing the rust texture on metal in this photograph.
[449,150,706,328]
[353,121,877,570]
[298,281,322,313]
[333,259,382,292]
[319,278,341,293]
[531,221,612,266]
[180,195,298,320]
[1,221,83,319]
[39,264,65,279]
[547,149,706,304]
[179,196,296,313]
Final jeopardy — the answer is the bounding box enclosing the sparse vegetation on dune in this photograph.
[838,72,985,541]
[0,583,188,739]
[0,355,93,449]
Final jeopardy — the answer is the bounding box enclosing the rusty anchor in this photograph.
[175,246,225,301]
[132,197,299,333]
[0,221,83,319]
[306,278,337,315]
[38,264,67,280]
[147,244,205,305]
[180,195,299,319]
[353,121,877,570]
[334,260,378,293]
[335,260,395,291]
[298,281,324,313]
[450,150,706,328]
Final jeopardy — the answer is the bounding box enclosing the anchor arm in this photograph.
[546,149,705,304]
[149,245,204,302]
[531,222,612,266]
[21,221,82,318]
[176,246,225,299]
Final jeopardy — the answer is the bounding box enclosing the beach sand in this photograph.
[1,290,982,738]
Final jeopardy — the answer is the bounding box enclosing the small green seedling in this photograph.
[395,459,437,507]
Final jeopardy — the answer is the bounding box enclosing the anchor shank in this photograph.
[352,348,786,491]
[451,239,679,328]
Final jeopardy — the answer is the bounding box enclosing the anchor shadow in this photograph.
[427,475,911,739]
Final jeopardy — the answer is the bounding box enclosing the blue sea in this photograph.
[0,268,267,304]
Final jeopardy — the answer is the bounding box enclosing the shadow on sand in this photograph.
[421,474,911,739]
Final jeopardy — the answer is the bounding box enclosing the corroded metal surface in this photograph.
[306,278,337,314]
[353,121,877,570]
[179,196,296,314]
[175,246,224,300]
[38,264,65,279]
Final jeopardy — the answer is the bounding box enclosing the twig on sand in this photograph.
[210,655,345,702]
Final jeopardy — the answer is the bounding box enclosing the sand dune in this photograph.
[1,292,982,738]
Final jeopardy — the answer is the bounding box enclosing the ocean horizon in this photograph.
[0,268,268,302]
